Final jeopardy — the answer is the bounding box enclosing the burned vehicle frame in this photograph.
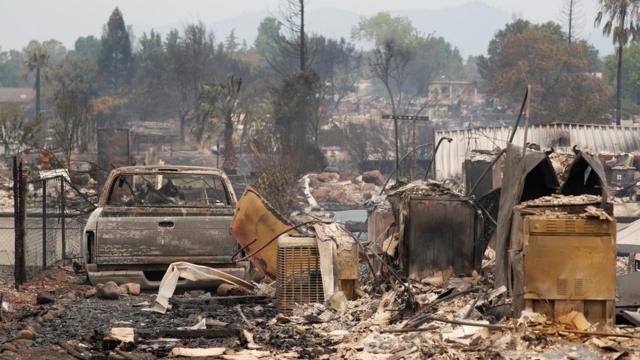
[83,165,246,288]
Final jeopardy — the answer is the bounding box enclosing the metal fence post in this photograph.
[42,179,47,269]
[13,156,25,288]
[60,177,66,260]
[13,156,19,288]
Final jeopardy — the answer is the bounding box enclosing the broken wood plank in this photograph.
[135,327,240,340]
[464,291,485,319]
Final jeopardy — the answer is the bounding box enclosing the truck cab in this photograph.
[83,165,246,288]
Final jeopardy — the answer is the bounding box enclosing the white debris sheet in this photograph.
[145,262,254,314]
[618,218,640,253]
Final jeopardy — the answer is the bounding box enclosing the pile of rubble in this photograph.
[264,271,640,359]
[4,145,640,359]
[301,171,383,206]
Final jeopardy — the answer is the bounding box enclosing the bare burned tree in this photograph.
[261,0,310,76]
[369,39,414,170]
[281,0,307,71]
[561,0,583,43]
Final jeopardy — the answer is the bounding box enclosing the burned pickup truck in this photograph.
[83,165,246,288]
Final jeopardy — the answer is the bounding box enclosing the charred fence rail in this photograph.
[7,156,95,288]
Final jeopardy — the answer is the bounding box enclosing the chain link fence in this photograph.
[0,214,15,289]
[6,156,95,288]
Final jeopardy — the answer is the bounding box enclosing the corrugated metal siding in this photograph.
[434,123,640,180]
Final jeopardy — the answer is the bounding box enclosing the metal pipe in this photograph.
[422,137,453,181]
[42,178,47,270]
[60,177,66,260]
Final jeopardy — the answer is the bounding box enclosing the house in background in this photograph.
[428,80,480,106]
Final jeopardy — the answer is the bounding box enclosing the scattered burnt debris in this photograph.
[3,149,640,359]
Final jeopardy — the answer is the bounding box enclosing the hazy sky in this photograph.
[1,0,602,51]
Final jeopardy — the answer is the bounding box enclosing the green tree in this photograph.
[165,23,215,142]
[75,35,101,61]
[41,39,67,63]
[603,42,640,114]
[49,53,98,164]
[224,29,239,54]
[595,0,640,125]
[132,30,170,120]
[352,12,418,47]
[478,20,611,124]
[0,48,27,87]
[98,7,133,94]
[408,36,464,95]
[255,16,284,64]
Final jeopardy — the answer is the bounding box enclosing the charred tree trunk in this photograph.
[223,114,236,174]
[299,0,306,71]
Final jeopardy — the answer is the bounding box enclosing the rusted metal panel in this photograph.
[560,152,609,201]
[230,187,300,278]
[522,216,616,325]
[402,196,483,279]
[617,272,640,307]
[97,128,130,193]
[367,204,394,249]
[495,144,559,287]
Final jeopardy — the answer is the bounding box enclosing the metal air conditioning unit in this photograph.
[276,235,324,314]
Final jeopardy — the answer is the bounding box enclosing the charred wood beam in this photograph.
[385,315,513,333]
[403,287,479,329]
[135,327,240,339]
[170,295,271,306]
